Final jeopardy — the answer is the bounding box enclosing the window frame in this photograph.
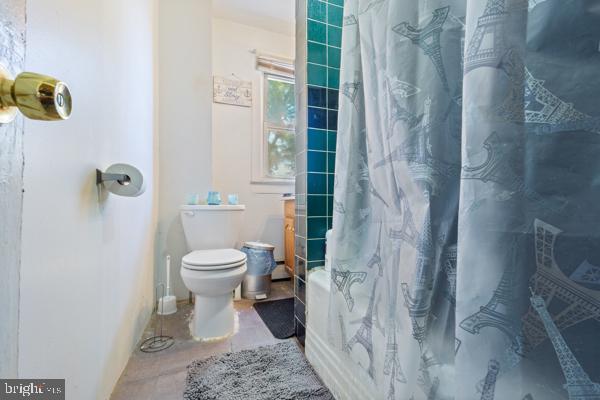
[262,73,296,180]
[251,70,296,188]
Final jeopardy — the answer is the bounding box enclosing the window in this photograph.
[263,74,296,180]
[251,54,295,188]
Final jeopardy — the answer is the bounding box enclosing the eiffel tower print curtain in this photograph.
[327,0,600,399]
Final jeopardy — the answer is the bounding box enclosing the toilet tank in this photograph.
[180,205,245,250]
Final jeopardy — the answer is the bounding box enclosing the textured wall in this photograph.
[0,0,25,379]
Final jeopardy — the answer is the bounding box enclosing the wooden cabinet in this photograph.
[284,199,295,276]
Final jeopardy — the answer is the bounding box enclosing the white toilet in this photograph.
[179,204,247,339]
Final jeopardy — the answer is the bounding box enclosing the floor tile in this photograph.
[110,280,294,399]
[152,369,187,400]
[117,354,161,384]
[157,338,232,376]
[111,377,157,400]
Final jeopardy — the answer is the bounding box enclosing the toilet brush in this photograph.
[157,255,177,315]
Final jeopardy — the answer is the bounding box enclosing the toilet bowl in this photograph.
[181,248,247,339]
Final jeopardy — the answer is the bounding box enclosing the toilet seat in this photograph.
[182,248,247,271]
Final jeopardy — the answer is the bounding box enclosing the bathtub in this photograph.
[306,268,377,400]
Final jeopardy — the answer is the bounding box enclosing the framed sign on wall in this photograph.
[213,76,252,107]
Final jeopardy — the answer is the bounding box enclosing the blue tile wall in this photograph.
[327,68,340,90]
[307,129,327,151]
[307,64,327,86]
[327,110,338,130]
[327,25,342,47]
[308,20,326,42]
[307,173,327,194]
[327,130,337,152]
[327,3,343,26]
[327,47,341,68]
[327,89,339,110]
[307,87,327,108]
[307,195,327,216]
[295,317,306,343]
[307,151,327,172]
[307,0,326,22]
[295,0,342,345]
[307,107,327,129]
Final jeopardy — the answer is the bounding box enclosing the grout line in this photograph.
[294,295,306,307]
[307,104,338,111]
[307,61,340,71]
[307,39,342,50]
[306,149,337,154]
[307,16,343,28]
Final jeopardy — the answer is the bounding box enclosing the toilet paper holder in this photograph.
[95,163,146,197]
[96,169,131,186]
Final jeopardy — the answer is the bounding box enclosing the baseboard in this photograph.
[271,277,292,282]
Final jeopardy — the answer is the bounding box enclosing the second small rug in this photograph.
[184,341,334,400]
[253,297,295,339]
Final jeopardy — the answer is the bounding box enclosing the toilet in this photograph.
[179,204,246,339]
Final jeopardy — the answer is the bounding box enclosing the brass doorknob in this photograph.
[0,68,72,122]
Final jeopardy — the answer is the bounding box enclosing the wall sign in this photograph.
[213,76,252,107]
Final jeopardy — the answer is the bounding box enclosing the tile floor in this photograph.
[110,280,295,400]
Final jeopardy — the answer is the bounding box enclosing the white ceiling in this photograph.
[212,0,295,36]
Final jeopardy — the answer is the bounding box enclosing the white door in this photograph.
[0,0,25,378]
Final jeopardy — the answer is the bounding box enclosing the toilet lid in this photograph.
[182,249,247,270]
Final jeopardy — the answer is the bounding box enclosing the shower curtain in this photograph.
[328,0,600,399]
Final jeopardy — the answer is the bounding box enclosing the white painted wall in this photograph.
[19,0,157,399]
[213,0,295,36]
[156,0,213,299]
[155,3,294,298]
[211,18,294,264]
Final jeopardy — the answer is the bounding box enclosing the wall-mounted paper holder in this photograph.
[96,163,146,197]
[96,170,131,186]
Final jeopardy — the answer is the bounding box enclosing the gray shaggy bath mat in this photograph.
[184,341,334,400]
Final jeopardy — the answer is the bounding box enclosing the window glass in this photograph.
[264,74,295,179]
[266,129,295,178]
[265,76,295,128]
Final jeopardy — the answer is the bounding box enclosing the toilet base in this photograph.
[191,293,235,339]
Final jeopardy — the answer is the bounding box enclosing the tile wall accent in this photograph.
[294,0,343,345]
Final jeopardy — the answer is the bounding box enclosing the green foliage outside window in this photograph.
[264,75,295,179]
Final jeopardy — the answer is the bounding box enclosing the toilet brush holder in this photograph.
[157,295,177,315]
